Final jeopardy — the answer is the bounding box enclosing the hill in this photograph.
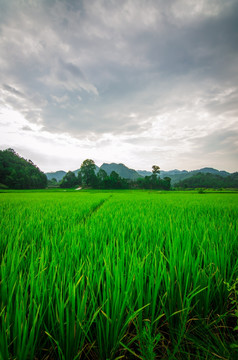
[45,163,233,185]
[46,170,67,182]
[46,165,100,182]
[137,170,152,177]
[101,163,140,180]
[72,165,100,177]
[158,168,230,185]
[175,172,238,189]
[0,148,47,189]
[137,168,230,185]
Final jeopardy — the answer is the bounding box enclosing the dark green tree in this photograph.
[0,148,47,189]
[162,177,171,190]
[47,177,58,187]
[109,171,121,189]
[97,168,107,182]
[96,169,108,189]
[60,171,78,188]
[174,172,238,189]
[77,170,82,186]
[80,159,97,187]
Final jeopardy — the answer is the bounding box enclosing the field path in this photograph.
[82,194,113,224]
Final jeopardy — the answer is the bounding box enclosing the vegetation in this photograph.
[100,162,140,180]
[46,166,233,185]
[46,171,67,182]
[96,169,129,189]
[0,148,47,189]
[175,172,238,189]
[58,160,171,190]
[0,191,237,359]
[47,177,58,187]
[80,159,97,187]
[59,171,79,189]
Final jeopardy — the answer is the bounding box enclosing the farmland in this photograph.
[0,191,238,359]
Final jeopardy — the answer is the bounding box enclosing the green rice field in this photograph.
[0,190,238,359]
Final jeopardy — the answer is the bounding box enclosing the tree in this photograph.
[77,170,82,186]
[0,148,47,189]
[161,177,171,190]
[110,171,120,182]
[150,165,160,188]
[60,171,78,188]
[47,177,58,187]
[80,159,97,187]
[152,165,160,175]
[97,168,107,182]
[109,171,121,189]
[97,169,108,189]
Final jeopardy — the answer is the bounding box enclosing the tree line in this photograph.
[57,159,171,190]
[0,149,47,189]
[174,172,238,189]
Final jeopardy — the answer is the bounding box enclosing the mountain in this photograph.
[137,169,189,182]
[46,170,67,182]
[158,168,230,185]
[45,163,232,185]
[137,170,152,177]
[72,165,100,177]
[160,169,188,176]
[46,165,100,182]
[192,167,229,177]
[100,163,140,180]
[175,172,238,189]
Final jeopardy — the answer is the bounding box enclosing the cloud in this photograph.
[0,0,237,171]
[3,84,25,98]
[191,128,238,156]
[21,125,33,131]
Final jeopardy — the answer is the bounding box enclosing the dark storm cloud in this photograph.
[0,0,237,170]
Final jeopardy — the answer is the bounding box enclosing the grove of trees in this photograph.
[59,160,171,190]
[175,172,238,189]
[0,150,172,190]
[59,171,79,188]
[0,148,47,189]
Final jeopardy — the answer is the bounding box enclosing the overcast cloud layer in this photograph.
[0,0,238,172]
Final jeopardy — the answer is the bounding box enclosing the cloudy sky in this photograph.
[0,0,238,172]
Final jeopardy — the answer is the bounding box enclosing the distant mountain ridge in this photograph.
[46,166,100,181]
[46,163,140,181]
[138,167,231,185]
[45,164,233,184]
[175,171,238,189]
[46,170,67,181]
[100,163,140,180]
[162,168,230,185]
[72,165,100,177]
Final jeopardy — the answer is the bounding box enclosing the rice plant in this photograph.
[0,191,237,359]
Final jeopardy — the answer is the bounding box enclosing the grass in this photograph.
[0,191,238,359]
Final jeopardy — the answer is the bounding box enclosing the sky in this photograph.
[0,0,238,173]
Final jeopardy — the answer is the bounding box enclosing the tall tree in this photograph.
[97,168,107,182]
[152,165,160,175]
[80,159,97,187]
[77,170,82,186]
[151,165,160,188]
